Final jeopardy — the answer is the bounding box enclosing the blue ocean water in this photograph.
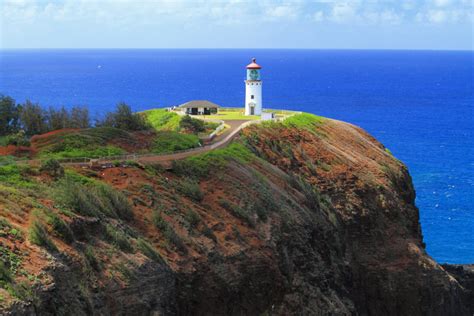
[0,49,472,263]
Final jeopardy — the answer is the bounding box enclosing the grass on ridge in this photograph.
[282,113,325,129]
[198,108,260,121]
[36,127,130,159]
[172,142,253,178]
[143,109,181,131]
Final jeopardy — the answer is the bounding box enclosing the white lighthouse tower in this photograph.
[245,58,262,116]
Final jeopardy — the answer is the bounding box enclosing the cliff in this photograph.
[0,114,472,315]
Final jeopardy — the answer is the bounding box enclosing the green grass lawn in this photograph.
[195,108,260,121]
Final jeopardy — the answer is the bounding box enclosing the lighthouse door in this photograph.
[250,107,254,115]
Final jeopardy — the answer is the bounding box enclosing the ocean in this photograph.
[0,49,472,264]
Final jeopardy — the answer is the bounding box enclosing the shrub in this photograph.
[151,211,186,253]
[287,173,324,211]
[104,225,133,252]
[117,262,136,283]
[152,210,168,231]
[56,179,102,217]
[95,185,133,221]
[56,178,133,220]
[185,210,201,230]
[45,212,74,243]
[174,178,203,202]
[179,115,205,133]
[5,131,30,147]
[84,246,100,271]
[0,261,12,284]
[152,131,200,154]
[40,159,64,179]
[218,198,253,226]
[137,238,162,262]
[29,220,57,252]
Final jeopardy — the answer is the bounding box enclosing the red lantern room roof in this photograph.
[246,58,261,69]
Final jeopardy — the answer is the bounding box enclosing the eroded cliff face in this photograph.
[0,115,471,315]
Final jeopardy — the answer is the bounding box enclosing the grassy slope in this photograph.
[143,109,181,131]
[0,112,328,310]
[34,127,129,159]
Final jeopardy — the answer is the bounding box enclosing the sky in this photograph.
[0,0,472,50]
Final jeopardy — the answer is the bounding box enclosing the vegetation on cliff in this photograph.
[0,111,472,315]
[0,96,222,160]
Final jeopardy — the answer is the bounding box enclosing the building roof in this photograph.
[246,58,262,69]
[178,100,220,109]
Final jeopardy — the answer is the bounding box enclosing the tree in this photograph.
[48,106,70,131]
[70,106,90,128]
[0,95,19,136]
[98,103,148,131]
[40,158,64,179]
[19,100,47,135]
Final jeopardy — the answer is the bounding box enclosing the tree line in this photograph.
[0,95,148,138]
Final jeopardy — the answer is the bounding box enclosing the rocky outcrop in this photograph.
[1,115,472,315]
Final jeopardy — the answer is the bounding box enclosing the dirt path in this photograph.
[136,120,255,167]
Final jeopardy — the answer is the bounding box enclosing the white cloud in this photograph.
[433,0,452,7]
[330,2,357,23]
[427,9,447,22]
[312,11,324,22]
[265,5,298,19]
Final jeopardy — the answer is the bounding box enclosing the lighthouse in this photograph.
[245,58,262,116]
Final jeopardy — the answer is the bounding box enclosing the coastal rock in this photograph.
[0,116,471,315]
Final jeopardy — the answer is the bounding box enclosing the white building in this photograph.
[245,58,262,116]
[177,100,220,115]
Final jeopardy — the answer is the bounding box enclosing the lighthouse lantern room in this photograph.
[245,58,262,116]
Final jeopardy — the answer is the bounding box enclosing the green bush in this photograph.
[29,220,57,252]
[287,173,325,211]
[5,131,30,147]
[174,178,203,202]
[151,211,186,253]
[56,178,133,220]
[104,225,133,252]
[40,158,64,179]
[56,179,102,217]
[152,131,200,154]
[0,164,35,188]
[179,115,205,133]
[137,238,162,262]
[152,210,168,231]
[84,246,100,271]
[95,185,134,221]
[0,261,12,284]
[218,198,253,226]
[45,212,74,243]
[185,210,201,230]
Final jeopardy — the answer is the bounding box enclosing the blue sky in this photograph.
[1,0,472,50]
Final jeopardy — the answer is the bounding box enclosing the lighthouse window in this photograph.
[251,95,254,99]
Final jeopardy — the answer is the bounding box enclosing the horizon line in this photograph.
[1,47,473,52]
